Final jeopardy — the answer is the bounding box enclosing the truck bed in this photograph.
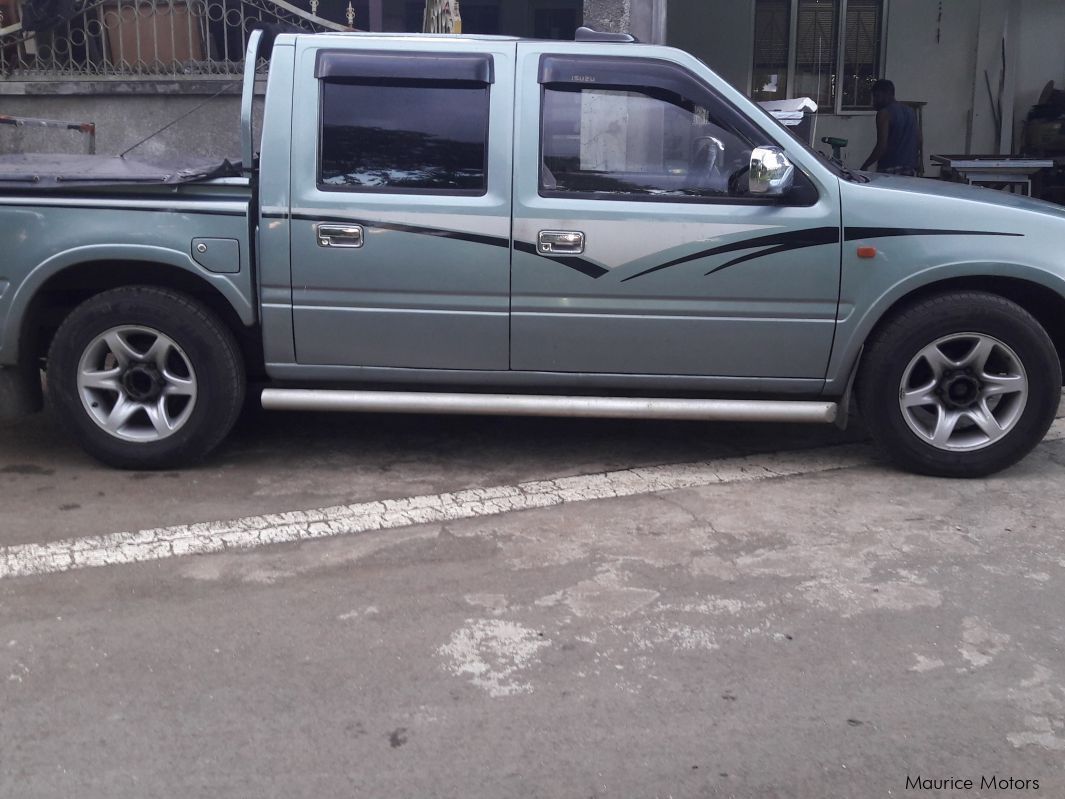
[0,164,256,368]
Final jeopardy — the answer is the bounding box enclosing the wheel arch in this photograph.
[10,250,262,377]
[830,272,1065,396]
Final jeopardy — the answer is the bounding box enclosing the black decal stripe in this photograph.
[707,242,813,276]
[544,256,610,279]
[290,212,510,248]
[514,240,609,278]
[622,226,841,283]
[844,227,1024,241]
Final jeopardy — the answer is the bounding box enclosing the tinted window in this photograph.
[540,84,754,199]
[320,80,489,194]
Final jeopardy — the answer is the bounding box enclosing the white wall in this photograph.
[781,0,985,171]
[828,0,1064,167]
[665,0,1065,171]
[860,0,983,170]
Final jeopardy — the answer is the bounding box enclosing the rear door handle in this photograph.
[538,230,585,255]
[316,223,364,248]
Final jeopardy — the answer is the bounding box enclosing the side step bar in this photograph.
[261,389,838,424]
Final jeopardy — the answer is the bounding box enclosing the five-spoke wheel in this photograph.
[857,292,1061,477]
[48,287,244,469]
[77,326,198,442]
[898,333,1028,452]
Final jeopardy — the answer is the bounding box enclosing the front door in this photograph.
[288,40,515,370]
[510,44,842,380]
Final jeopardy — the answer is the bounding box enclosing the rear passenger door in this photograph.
[287,39,514,370]
[510,43,842,381]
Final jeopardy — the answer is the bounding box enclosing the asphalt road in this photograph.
[1,398,1064,798]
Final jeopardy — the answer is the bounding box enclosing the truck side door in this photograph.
[510,43,842,382]
[287,38,515,370]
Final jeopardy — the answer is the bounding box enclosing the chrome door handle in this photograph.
[538,230,585,255]
[316,223,364,248]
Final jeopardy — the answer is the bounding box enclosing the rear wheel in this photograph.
[47,286,245,469]
[856,291,1061,477]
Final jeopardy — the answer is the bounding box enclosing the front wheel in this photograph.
[47,286,245,469]
[856,291,1061,477]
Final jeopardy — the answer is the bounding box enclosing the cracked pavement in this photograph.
[1,398,1064,797]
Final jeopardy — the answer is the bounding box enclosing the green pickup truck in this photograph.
[1,27,1063,477]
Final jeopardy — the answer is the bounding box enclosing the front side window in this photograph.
[752,0,886,112]
[319,80,489,194]
[540,84,754,200]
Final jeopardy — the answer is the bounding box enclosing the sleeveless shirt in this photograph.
[879,101,919,171]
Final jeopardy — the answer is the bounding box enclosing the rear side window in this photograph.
[319,80,490,195]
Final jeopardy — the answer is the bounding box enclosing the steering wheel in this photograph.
[727,162,751,195]
[687,135,725,192]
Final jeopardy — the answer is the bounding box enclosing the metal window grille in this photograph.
[841,0,882,109]
[752,0,886,113]
[794,0,839,109]
[0,0,346,78]
[751,0,790,102]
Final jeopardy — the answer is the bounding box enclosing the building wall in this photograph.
[0,0,580,158]
[857,0,983,171]
[665,0,1065,171]
[5,0,1062,164]
[1013,0,1065,147]
[666,0,752,92]
[0,88,262,159]
[836,0,1064,167]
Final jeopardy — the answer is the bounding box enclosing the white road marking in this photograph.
[3,419,1063,580]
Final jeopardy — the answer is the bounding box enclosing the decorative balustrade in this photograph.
[0,0,347,78]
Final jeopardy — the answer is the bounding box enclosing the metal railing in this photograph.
[0,0,347,78]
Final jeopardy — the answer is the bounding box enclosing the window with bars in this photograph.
[752,0,885,112]
[752,0,791,103]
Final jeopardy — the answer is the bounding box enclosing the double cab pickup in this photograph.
[1,27,1063,476]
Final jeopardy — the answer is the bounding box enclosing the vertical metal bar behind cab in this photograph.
[241,28,265,179]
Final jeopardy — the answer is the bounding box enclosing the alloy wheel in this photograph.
[76,325,198,442]
[898,332,1028,452]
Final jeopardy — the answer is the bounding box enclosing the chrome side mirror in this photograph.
[749,146,795,196]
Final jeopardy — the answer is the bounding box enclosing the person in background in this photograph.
[861,79,921,176]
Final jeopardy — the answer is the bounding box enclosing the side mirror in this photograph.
[749,146,795,196]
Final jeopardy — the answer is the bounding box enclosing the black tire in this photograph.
[47,286,245,469]
[856,291,1061,477]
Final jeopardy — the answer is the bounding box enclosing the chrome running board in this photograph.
[261,389,838,424]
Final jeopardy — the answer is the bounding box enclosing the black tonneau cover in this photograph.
[0,154,241,190]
